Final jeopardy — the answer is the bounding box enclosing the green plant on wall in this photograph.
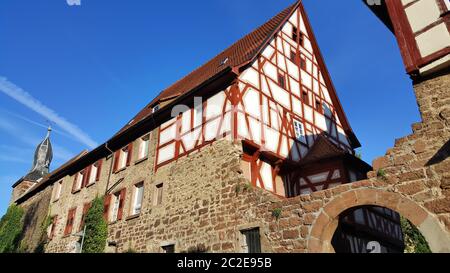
[272,208,282,220]
[82,196,108,253]
[0,204,25,253]
[401,216,431,253]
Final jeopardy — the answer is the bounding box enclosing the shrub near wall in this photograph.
[0,205,25,253]
[82,196,108,253]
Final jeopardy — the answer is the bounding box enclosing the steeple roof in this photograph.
[24,127,53,182]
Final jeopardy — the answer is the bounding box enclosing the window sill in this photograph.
[72,189,81,194]
[52,198,60,203]
[126,214,141,221]
[114,167,126,174]
[134,157,148,165]
[86,182,96,188]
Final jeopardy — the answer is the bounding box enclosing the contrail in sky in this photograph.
[0,76,98,149]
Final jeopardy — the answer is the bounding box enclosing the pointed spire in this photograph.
[23,127,54,181]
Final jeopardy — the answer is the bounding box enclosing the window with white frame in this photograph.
[53,181,62,201]
[74,171,84,191]
[152,104,160,113]
[118,147,129,170]
[111,192,121,222]
[293,120,306,143]
[132,182,144,215]
[88,164,98,185]
[138,135,150,160]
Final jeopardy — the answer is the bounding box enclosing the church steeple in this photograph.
[24,126,53,181]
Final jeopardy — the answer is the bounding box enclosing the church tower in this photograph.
[11,127,53,203]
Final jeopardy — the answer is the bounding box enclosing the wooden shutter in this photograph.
[82,167,90,188]
[126,143,133,167]
[50,216,58,239]
[103,194,112,221]
[96,160,103,181]
[113,151,120,172]
[64,208,76,236]
[79,203,91,231]
[72,173,78,193]
[117,189,126,220]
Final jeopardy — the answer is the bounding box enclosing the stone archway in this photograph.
[307,188,450,253]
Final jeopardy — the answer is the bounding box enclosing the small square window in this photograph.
[162,244,175,253]
[302,91,309,105]
[290,50,297,63]
[278,73,286,89]
[292,26,298,42]
[293,120,306,143]
[300,57,306,70]
[154,183,164,206]
[316,100,324,114]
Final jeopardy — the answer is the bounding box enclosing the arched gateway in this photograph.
[306,186,450,253]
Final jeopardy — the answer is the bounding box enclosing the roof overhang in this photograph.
[362,0,394,33]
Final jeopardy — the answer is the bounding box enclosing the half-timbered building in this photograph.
[9,1,408,253]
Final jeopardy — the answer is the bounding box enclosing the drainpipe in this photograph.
[104,142,115,196]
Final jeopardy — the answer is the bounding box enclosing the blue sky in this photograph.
[0,0,420,216]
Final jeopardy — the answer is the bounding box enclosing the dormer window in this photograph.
[152,104,160,113]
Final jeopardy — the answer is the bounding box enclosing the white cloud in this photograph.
[0,77,98,149]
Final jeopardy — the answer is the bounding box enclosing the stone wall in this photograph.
[371,73,450,233]
[18,73,450,253]
[17,185,52,252]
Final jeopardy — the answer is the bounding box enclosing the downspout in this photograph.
[104,142,115,196]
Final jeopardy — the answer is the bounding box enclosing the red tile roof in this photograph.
[117,2,299,135]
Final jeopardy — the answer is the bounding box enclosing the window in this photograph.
[53,181,62,201]
[438,0,450,14]
[293,120,306,143]
[114,145,132,171]
[300,56,306,70]
[241,228,261,253]
[278,73,286,89]
[302,91,309,105]
[87,164,98,185]
[72,171,84,192]
[79,202,91,232]
[299,33,304,46]
[292,26,298,42]
[138,135,150,160]
[110,189,126,222]
[154,183,164,206]
[131,182,144,215]
[162,244,175,253]
[64,208,76,236]
[290,50,297,63]
[152,104,160,113]
[119,148,128,169]
[315,100,324,114]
